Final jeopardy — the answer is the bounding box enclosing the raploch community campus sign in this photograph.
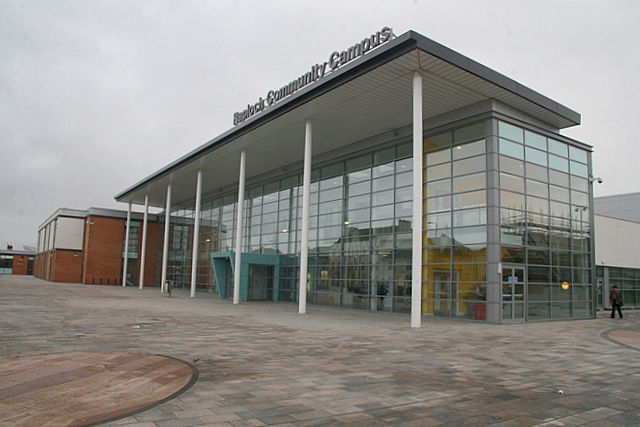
[233,26,394,126]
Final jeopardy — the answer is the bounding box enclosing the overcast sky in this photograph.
[2,0,639,248]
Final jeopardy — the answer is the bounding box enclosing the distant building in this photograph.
[33,208,157,286]
[0,245,35,275]
[594,192,640,310]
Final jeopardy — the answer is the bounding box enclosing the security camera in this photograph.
[589,176,603,184]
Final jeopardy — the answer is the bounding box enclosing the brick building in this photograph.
[33,208,157,286]
[0,245,35,275]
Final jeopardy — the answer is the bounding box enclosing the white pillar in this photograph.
[190,171,203,298]
[122,202,132,287]
[411,71,424,328]
[299,120,312,314]
[161,184,172,292]
[139,195,149,290]
[233,150,246,304]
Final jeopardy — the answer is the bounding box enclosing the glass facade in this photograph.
[152,117,594,322]
[597,266,640,308]
[496,121,593,320]
[422,122,488,319]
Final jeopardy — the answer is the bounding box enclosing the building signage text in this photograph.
[233,26,394,126]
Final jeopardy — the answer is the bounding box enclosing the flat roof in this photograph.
[115,29,581,209]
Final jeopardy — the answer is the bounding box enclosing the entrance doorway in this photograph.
[502,265,525,321]
[248,264,274,300]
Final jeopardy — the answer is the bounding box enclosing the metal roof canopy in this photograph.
[115,30,580,209]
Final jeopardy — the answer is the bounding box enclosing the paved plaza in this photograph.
[1,275,640,426]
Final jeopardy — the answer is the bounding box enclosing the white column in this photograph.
[161,184,172,292]
[190,171,203,298]
[299,120,312,314]
[233,150,246,304]
[139,195,149,290]
[122,202,132,287]
[411,71,424,328]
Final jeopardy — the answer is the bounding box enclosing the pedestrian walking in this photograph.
[610,285,624,319]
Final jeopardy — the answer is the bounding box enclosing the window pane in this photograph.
[453,208,486,227]
[549,140,568,157]
[347,194,370,210]
[500,156,525,176]
[570,161,588,177]
[453,173,485,193]
[569,146,588,164]
[453,140,485,160]
[499,139,524,159]
[550,201,571,218]
[425,148,451,166]
[347,168,371,184]
[527,196,549,215]
[452,226,487,246]
[570,176,589,192]
[526,147,547,167]
[372,190,394,206]
[454,122,485,143]
[525,130,546,150]
[526,163,548,181]
[396,171,412,188]
[424,195,451,213]
[372,162,395,178]
[549,170,569,187]
[498,122,523,143]
[501,191,525,210]
[453,190,486,209]
[527,180,548,198]
[424,163,450,182]
[550,185,569,201]
[426,179,451,198]
[346,155,372,173]
[453,155,486,176]
[372,205,394,221]
[549,154,569,172]
[500,173,524,193]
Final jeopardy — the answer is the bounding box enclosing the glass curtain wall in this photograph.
[157,141,414,313]
[497,120,593,320]
[422,122,488,319]
[597,266,640,308]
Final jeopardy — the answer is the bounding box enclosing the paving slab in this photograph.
[1,275,640,426]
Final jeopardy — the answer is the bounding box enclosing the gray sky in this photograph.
[2,0,639,248]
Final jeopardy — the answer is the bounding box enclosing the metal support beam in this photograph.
[190,171,202,298]
[411,71,423,328]
[233,150,246,304]
[122,202,131,287]
[299,120,312,314]
[138,195,149,290]
[161,184,172,292]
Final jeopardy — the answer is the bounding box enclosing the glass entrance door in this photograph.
[502,265,525,321]
[248,264,274,300]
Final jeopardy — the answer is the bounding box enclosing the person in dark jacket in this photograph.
[610,286,624,319]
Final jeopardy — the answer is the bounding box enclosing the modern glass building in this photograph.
[115,28,595,324]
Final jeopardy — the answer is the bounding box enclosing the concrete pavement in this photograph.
[1,274,640,426]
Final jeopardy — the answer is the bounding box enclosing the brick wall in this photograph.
[11,256,29,275]
[52,250,83,283]
[82,216,125,285]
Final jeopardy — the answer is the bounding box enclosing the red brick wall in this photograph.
[11,256,29,275]
[82,216,125,285]
[52,250,83,283]
[34,253,53,281]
